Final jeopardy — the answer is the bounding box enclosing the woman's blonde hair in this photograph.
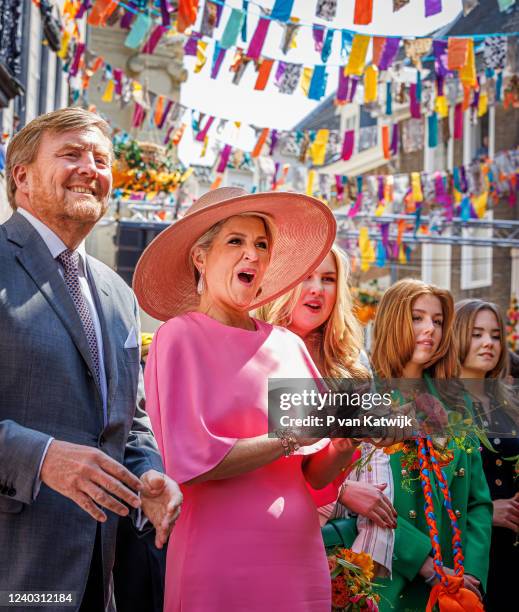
[371,279,458,379]
[256,244,369,379]
[454,299,509,378]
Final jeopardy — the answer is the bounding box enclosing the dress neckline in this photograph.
[186,310,267,334]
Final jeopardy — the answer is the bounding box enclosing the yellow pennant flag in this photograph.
[478,93,488,117]
[194,41,208,73]
[435,95,449,118]
[306,169,316,196]
[398,243,407,264]
[181,167,194,182]
[359,227,375,272]
[453,188,462,204]
[310,129,330,166]
[375,203,385,217]
[459,39,476,88]
[346,35,370,76]
[201,135,209,158]
[472,191,488,218]
[364,65,378,103]
[101,80,115,103]
[57,30,71,59]
[300,67,313,97]
[411,172,423,202]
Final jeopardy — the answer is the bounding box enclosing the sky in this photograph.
[177,0,463,165]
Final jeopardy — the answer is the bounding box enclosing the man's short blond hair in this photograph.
[5,107,112,209]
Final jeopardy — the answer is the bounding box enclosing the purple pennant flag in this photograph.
[337,69,348,103]
[184,34,200,56]
[380,223,390,250]
[460,165,468,193]
[433,40,449,77]
[269,129,278,155]
[348,193,362,217]
[120,5,137,29]
[113,69,123,95]
[390,123,399,155]
[378,38,401,70]
[142,26,167,54]
[247,18,270,59]
[341,130,355,161]
[275,62,287,87]
[217,145,232,173]
[69,43,85,77]
[425,0,442,17]
[312,26,325,52]
[76,0,90,19]
[159,0,172,26]
[157,100,173,129]
[272,162,280,189]
[378,176,385,201]
[410,84,421,118]
[348,76,359,103]
[211,44,226,79]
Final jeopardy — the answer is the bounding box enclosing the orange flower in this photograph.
[384,442,406,455]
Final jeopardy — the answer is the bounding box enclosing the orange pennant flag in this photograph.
[252,128,269,158]
[382,125,390,159]
[177,0,199,33]
[254,59,274,91]
[354,0,374,25]
[87,0,118,27]
[462,85,471,111]
[372,37,385,67]
[154,96,164,126]
[447,38,469,71]
[210,175,223,190]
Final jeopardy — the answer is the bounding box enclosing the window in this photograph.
[421,240,452,290]
[460,211,493,290]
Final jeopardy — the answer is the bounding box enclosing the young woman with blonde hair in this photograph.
[371,279,492,611]
[258,244,397,578]
[454,299,519,612]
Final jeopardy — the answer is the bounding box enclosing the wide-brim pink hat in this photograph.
[133,187,336,321]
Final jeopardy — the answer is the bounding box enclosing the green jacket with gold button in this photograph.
[374,442,493,612]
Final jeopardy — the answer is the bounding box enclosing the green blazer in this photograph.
[375,442,493,612]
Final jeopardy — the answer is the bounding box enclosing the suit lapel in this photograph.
[86,257,118,419]
[7,214,99,383]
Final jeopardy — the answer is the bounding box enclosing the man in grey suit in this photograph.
[0,108,182,611]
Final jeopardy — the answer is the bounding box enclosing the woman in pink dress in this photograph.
[133,187,361,612]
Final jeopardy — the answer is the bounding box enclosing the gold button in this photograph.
[409,510,417,519]
[495,479,502,486]
[455,510,462,518]
[496,459,503,467]
[458,468,465,477]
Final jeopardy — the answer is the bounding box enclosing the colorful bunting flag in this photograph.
[345,35,370,76]
[247,18,270,59]
[272,0,295,22]
[254,59,274,90]
[425,0,442,17]
[310,129,330,165]
[341,130,355,161]
[364,65,378,103]
[308,65,328,100]
[316,0,337,21]
[354,0,374,25]
[221,9,245,49]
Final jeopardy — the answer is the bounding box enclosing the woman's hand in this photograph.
[493,495,519,532]
[338,481,397,529]
[419,557,482,599]
[331,437,359,453]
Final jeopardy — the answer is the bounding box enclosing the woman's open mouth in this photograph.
[237,270,256,286]
[303,301,322,313]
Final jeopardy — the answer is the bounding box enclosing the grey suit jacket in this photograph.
[0,212,163,611]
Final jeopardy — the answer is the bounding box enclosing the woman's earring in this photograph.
[256,287,263,298]
[197,272,205,295]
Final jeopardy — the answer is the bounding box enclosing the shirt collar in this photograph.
[17,208,88,273]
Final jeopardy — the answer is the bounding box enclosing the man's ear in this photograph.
[12,164,30,195]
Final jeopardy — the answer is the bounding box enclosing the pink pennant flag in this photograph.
[113,68,123,95]
[217,144,232,173]
[348,193,362,217]
[247,18,270,59]
[454,103,463,140]
[69,43,85,77]
[196,116,215,142]
[142,26,167,54]
[341,130,355,161]
[410,84,421,118]
[131,103,146,128]
[335,175,345,201]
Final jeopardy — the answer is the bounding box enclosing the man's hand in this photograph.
[140,470,183,549]
[339,481,397,529]
[493,495,519,532]
[419,557,482,599]
[40,440,142,522]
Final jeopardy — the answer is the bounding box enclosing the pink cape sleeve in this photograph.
[307,447,362,507]
[144,320,238,484]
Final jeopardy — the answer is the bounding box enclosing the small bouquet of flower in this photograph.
[328,548,380,611]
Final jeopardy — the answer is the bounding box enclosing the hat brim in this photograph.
[133,191,336,321]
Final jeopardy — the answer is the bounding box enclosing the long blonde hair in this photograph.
[371,279,458,379]
[256,245,368,379]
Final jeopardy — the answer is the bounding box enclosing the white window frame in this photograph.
[460,211,493,290]
[421,235,452,290]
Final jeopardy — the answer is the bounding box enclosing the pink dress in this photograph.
[145,312,331,611]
